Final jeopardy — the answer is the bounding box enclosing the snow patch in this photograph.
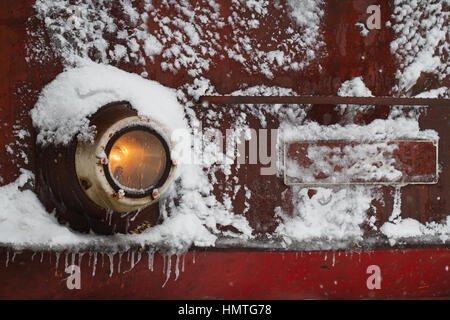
[31,60,187,149]
[338,77,373,98]
[275,187,372,245]
[0,170,217,251]
[285,142,404,183]
[381,217,450,243]
[281,118,438,142]
[389,0,449,94]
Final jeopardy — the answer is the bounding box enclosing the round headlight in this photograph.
[34,101,177,235]
[104,126,170,197]
[34,93,180,234]
[75,103,176,213]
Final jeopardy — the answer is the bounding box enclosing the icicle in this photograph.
[174,255,180,281]
[92,253,98,276]
[55,252,60,276]
[163,255,166,274]
[295,252,298,260]
[162,255,172,288]
[12,252,17,263]
[125,252,135,273]
[106,210,113,226]
[193,252,196,264]
[101,252,105,268]
[148,250,154,271]
[5,250,9,267]
[182,254,185,273]
[130,209,141,222]
[40,252,44,263]
[71,252,75,266]
[65,252,68,270]
[332,252,336,267]
[324,253,327,261]
[31,252,36,261]
[136,252,142,266]
[118,252,123,273]
[281,253,285,260]
[107,253,115,278]
[124,251,141,273]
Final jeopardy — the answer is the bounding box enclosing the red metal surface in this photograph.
[0,249,448,299]
[0,0,448,299]
[285,140,437,184]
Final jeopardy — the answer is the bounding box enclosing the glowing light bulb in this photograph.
[107,130,167,191]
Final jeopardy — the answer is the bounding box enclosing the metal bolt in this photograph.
[115,190,125,199]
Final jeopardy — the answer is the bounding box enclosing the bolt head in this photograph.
[115,190,125,199]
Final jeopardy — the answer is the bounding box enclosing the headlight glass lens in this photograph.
[108,130,167,191]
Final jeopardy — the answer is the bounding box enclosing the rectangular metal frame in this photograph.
[283,139,439,186]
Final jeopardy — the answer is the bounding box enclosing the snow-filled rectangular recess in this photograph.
[284,140,438,185]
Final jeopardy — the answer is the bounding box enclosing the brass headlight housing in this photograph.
[36,101,177,234]
[75,103,176,213]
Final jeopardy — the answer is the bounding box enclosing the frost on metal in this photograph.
[389,0,449,96]
[6,0,447,252]
[30,0,327,79]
